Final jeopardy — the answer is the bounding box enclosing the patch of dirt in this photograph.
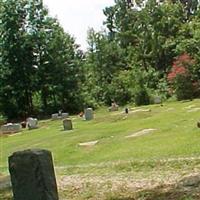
[0,176,11,190]
[58,172,200,200]
[187,108,200,112]
[184,105,196,109]
[78,140,99,147]
[125,129,156,138]
[129,109,151,114]
[166,108,175,111]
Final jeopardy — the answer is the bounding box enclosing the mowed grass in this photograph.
[1,99,200,174]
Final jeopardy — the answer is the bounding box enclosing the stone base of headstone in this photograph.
[108,103,119,112]
[63,119,73,130]
[52,113,59,120]
[61,113,69,119]
[1,123,21,134]
[84,108,94,120]
[9,149,59,200]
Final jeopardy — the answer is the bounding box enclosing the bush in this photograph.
[134,87,150,106]
[174,75,194,100]
[108,70,134,105]
[167,53,195,100]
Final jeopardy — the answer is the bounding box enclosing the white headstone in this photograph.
[84,108,94,120]
[61,113,69,119]
[27,118,38,130]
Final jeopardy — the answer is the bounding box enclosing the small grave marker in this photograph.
[63,119,73,130]
[27,118,38,130]
[84,108,94,120]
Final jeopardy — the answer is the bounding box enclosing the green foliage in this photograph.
[173,75,194,100]
[108,70,134,105]
[0,0,83,119]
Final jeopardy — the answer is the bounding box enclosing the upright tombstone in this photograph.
[84,108,94,120]
[63,119,73,131]
[27,118,38,130]
[154,96,162,104]
[8,149,59,200]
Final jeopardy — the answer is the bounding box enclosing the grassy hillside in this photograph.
[1,99,200,199]
[1,99,200,173]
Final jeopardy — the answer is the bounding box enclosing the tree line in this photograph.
[1,0,200,119]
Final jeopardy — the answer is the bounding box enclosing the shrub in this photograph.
[133,69,150,106]
[167,53,195,100]
[134,87,150,106]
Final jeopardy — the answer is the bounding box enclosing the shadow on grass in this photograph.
[2,174,200,200]
[106,175,200,200]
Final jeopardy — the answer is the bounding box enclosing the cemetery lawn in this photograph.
[2,99,200,199]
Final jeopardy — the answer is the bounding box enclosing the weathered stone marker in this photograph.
[1,123,21,134]
[63,119,73,130]
[84,108,94,120]
[8,149,59,200]
[27,117,38,130]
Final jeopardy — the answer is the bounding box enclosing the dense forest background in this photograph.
[1,0,200,120]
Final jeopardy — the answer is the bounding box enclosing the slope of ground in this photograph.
[1,99,200,199]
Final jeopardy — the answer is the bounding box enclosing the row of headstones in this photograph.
[52,112,69,120]
[0,118,38,134]
[63,108,94,131]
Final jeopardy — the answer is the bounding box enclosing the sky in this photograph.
[43,0,115,50]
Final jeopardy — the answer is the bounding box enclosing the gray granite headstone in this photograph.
[27,118,38,130]
[154,96,162,104]
[84,108,94,120]
[61,113,69,119]
[52,114,59,120]
[1,123,21,134]
[8,149,59,200]
[63,119,73,130]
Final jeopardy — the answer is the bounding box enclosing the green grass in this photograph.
[1,100,200,174]
[1,100,200,199]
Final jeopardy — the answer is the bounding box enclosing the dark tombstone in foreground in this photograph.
[8,149,59,200]
[197,121,200,128]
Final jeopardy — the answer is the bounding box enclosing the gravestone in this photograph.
[84,108,94,120]
[1,123,21,134]
[8,149,59,200]
[27,118,38,130]
[52,113,59,120]
[63,119,73,130]
[154,96,162,104]
[61,113,69,119]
